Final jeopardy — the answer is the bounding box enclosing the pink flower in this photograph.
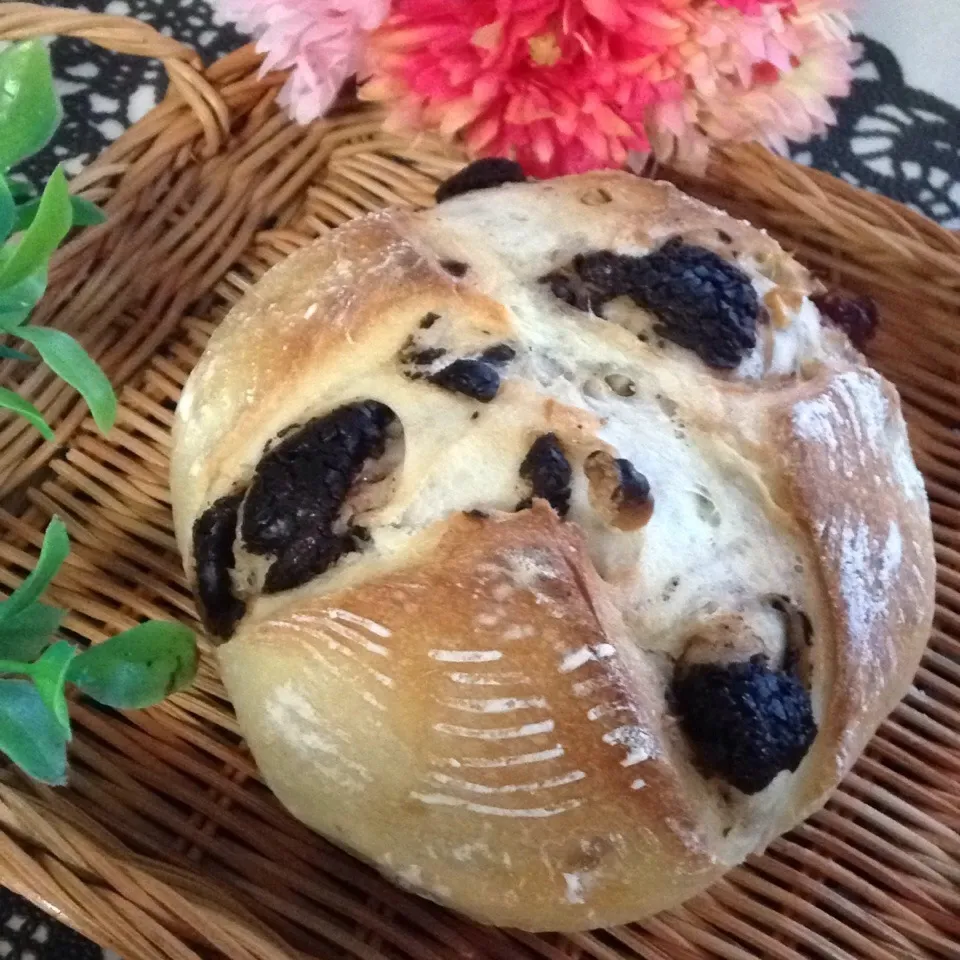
[714,0,771,13]
[217,0,390,123]
[648,0,855,169]
[217,0,855,178]
[363,0,689,177]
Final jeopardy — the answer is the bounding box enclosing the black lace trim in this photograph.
[791,35,960,228]
[0,887,102,960]
[16,0,242,187]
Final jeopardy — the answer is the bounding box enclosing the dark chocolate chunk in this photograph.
[672,654,817,795]
[398,333,447,368]
[429,359,501,402]
[479,343,517,365]
[465,509,489,520]
[409,347,447,366]
[520,433,572,517]
[435,158,527,203]
[242,401,395,593]
[573,251,635,302]
[717,229,733,244]
[538,271,597,313]
[627,239,758,368]
[193,493,246,639]
[543,241,758,368]
[420,312,440,329]
[263,530,355,595]
[540,250,636,314]
[440,259,470,278]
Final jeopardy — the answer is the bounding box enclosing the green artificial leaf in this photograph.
[0,345,33,361]
[0,42,61,172]
[0,678,67,784]
[0,386,54,440]
[0,602,62,662]
[0,264,47,331]
[0,517,69,623]
[15,325,116,433]
[13,195,107,234]
[30,640,75,735]
[0,178,13,242]
[68,196,107,228]
[0,167,72,291]
[68,621,197,709]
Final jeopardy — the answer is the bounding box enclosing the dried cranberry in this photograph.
[814,291,879,350]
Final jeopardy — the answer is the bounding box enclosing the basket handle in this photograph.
[0,3,230,156]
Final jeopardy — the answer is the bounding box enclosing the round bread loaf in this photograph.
[171,167,935,931]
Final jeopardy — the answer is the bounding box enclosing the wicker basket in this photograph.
[0,6,958,959]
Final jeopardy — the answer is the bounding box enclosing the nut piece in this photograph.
[584,450,653,531]
[763,289,792,330]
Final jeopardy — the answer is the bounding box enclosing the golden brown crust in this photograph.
[171,212,514,558]
[220,505,726,930]
[173,171,934,930]
[773,367,934,823]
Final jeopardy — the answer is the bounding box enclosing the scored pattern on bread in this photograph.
[171,171,934,931]
[219,507,722,927]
